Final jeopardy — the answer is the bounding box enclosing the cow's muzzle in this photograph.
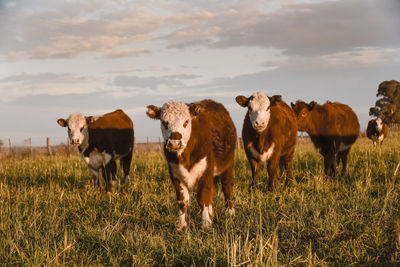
[71,138,80,146]
[166,132,183,152]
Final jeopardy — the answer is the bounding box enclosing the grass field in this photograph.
[1,133,400,266]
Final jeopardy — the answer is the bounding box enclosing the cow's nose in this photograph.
[71,138,80,145]
[255,120,264,127]
[167,139,182,150]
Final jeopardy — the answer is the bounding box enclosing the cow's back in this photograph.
[269,101,298,150]
[312,103,359,136]
[89,109,133,129]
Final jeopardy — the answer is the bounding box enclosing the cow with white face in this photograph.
[146,99,237,231]
[57,109,134,193]
[236,92,297,191]
[367,117,388,147]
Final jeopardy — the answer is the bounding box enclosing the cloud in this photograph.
[1,0,399,61]
[0,72,104,102]
[162,0,400,57]
[103,48,150,58]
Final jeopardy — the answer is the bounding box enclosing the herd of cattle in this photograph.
[57,92,388,230]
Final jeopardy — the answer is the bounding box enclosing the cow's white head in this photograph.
[236,92,271,133]
[376,118,383,131]
[146,101,203,153]
[57,113,92,147]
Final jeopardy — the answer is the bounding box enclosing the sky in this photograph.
[0,0,399,146]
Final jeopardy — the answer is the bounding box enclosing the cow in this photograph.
[235,92,298,192]
[57,109,134,193]
[146,99,236,230]
[367,118,388,147]
[290,100,360,176]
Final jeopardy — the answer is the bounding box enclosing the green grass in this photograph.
[1,133,400,266]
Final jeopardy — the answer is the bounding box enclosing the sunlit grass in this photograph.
[0,133,400,265]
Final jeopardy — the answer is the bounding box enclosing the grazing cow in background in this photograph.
[236,92,297,191]
[367,118,388,147]
[57,109,134,192]
[291,101,359,176]
[146,99,236,230]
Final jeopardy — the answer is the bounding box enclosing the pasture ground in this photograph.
[0,133,400,266]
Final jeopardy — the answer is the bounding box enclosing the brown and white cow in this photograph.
[57,109,134,192]
[291,101,359,176]
[146,99,236,230]
[367,118,388,147]
[236,92,298,191]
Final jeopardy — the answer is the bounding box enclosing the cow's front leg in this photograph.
[249,157,260,191]
[197,170,215,228]
[89,168,100,190]
[172,178,190,231]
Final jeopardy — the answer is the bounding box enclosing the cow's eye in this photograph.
[80,127,84,132]
[183,120,189,128]
[162,121,168,128]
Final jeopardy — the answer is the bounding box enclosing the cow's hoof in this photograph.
[227,207,235,216]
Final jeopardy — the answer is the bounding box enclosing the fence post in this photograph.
[66,138,71,157]
[8,138,12,156]
[46,137,53,156]
[29,138,33,157]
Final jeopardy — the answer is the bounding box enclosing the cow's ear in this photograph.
[146,105,161,119]
[269,95,282,106]
[235,95,249,107]
[86,116,95,124]
[57,118,67,127]
[308,101,318,110]
[188,103,205,117]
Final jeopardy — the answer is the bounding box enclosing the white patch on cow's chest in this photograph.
[248,142,275,162]
[83,149,112,170]
[378,133,384,142]
[170,157,207,188]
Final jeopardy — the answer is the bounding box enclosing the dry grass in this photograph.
[0,133,400,266]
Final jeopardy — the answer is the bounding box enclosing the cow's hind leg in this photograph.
[339,148,351,176]
[219,164,235,215]
[109,160,118,187]
[283,155,294,186]
[102,164,113,193]
[323,153,336,177]
[121,150,133,185]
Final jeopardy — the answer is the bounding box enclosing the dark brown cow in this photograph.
[367,118,388,147]
[291,100,359,176]
[57,109,134,192]
[146,99,236,230]
[236,92,298,191]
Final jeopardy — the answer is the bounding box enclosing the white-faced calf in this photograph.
[367,118,388,147]
[57,109,134,192]
[236,92,298,191]
[146,99,236,230]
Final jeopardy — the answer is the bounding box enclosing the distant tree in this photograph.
[0,139,3,147]
[369,80,400,124]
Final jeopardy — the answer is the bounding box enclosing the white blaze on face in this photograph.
[248,92,271,133]
[66,113,88,147]
[376,118,383,131]
[160,101,192,153]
